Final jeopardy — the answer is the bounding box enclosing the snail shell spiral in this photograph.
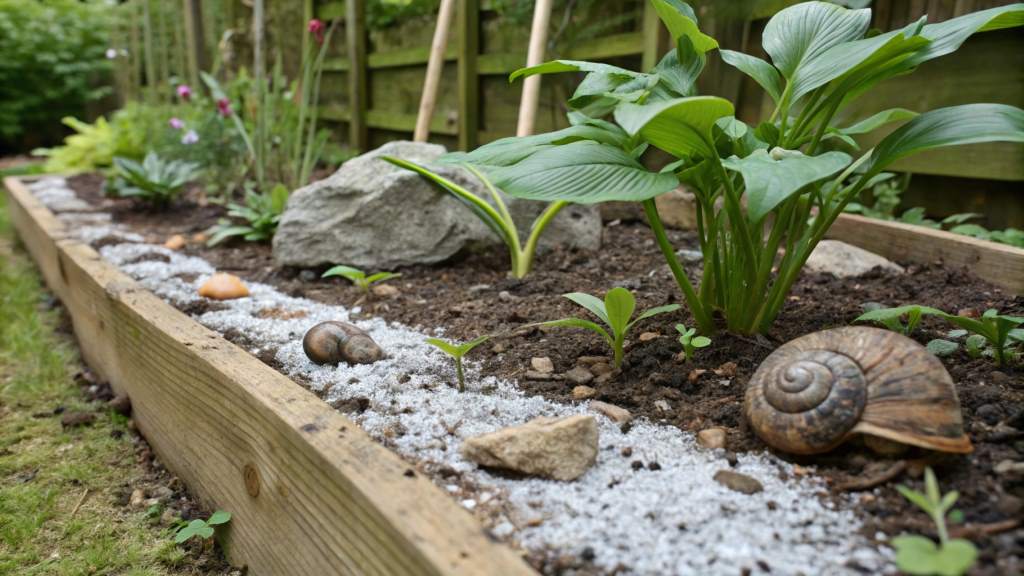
[303,321,384,365]
[744,327,972,455]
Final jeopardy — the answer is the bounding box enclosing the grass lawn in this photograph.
[0,190,225,575]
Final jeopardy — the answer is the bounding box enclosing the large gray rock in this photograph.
[273,141,601,269]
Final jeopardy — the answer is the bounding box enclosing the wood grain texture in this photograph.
[3,176,534,576]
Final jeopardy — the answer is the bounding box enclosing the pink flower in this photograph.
[181,129,199,145]
[169,117,184,130]
[176,84,192,101]
[216,98,232,117]
[308,19,325,44]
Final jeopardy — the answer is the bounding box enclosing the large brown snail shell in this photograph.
[303,321,384,365]
[744,327,972,455]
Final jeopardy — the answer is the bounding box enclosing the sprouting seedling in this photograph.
[675,323,711,362]
[322,265,401,294]
[893,467,977,576]
[855,304,943,336]
[539,287,680,369]
[425,335,491,392]
[173,510,231,545]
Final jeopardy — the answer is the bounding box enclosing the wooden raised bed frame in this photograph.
[2,175,534,575]
[4,174,1022,575]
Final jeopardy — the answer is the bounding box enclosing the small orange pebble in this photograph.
[164,234,187,250]
[198,273,250,300]
[191,232,208,244]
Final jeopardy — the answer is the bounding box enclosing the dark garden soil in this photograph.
[67,173,1024,574]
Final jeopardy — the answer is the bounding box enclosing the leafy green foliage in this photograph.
[425,336,491,392]
[382,157,569,278]
[857,305,1024,365]
[0,0,113,148]
[675,323,711,362]
[173,510,231,545]
[322,265,401,294]
[207,184,289,245]
[32,117,120,173]
[108,152,200,206]
[446,0,1024,336]
[894,468,977,576]
[540,288,680,368]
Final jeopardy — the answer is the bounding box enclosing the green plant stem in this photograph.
[613,337,624,368]
[517,201,568,278]
[642,199,715,335]
[455,358,465,392]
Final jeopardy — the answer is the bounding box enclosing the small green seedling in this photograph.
[425,335,491,392]
[173,510,231,545]
[855,304,943,336]
[893,467,977,576]
[675,323,711,362]
[539,287,680,368]
[322,265,401,294]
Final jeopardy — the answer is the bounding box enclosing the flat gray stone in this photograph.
[461,415,599,481]
[804,240,904,278]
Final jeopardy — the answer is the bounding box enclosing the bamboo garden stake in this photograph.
[516,0,554,136]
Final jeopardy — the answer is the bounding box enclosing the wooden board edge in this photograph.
[652,192,1024,295]
[2,176,535,576]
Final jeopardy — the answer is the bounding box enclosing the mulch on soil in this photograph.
[67,172,1023,574]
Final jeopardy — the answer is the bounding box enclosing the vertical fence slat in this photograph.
[347,0,369,151]
[641,0,663,71]
[183,0,207,88]
[457,0,479,150]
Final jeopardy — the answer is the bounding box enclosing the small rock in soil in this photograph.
[498,290,516,302]
[713,470,764,495]
[298,269,318,282]
[994,459,1024,476]
[976,403,1003,425]
[198,273,250,300]
[531,357,555,374]
[461,415,599,481]
[129,488,146,508]
[60,411,96,428]
[108,394,132,416]
[525,370,562,381]
[572,385,597,400]
[163,234,186,250]
[565,367,594,386]
[590,401,632,425]
[491,341,508,354]
[576,356,607,366]
[372,284,399,298]
[697,428,727,450]
[590,362,614,376]
[804,240,904,278]
[654,399,671,412]
[639,332,659,342]
[714,362,738,377]
[688,369,707,383]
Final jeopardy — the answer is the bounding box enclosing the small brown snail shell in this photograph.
[744,327,972,455]
[303,321,384,365]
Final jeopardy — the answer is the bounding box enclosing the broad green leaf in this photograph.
[489,141,678,204]
[651,35,705,99]
[855,304,945,325]
[924,467,940,503]
[721,149,851,222]
[868,104,1024,174]
[691,336,711,348]
[564,292,610,326]
[762,2,870,80]
[603,288,636,338]
[426,338,464,358]
[510,60,645,83]
[909,4,1024,68]
[323,265,364,280]
[934,540,978,576]
[629,304,682,328]
[719,50,782,102]
[614,96,734,158]
[207,510,231,526]
[893,535,941,575]
[940,490,959,511]
[539,318,612,346]
[442,124,626,168]
[175,520,214,544]
[839,108,918,135]
[649,0,718,54]
[270,183,289,214]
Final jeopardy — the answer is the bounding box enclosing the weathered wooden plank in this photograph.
[346,0,369,151]
[457,0,480,149]
[3,176,535,576]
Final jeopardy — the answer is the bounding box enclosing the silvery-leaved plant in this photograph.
[422,0,1024,336]
[539,287,680,368]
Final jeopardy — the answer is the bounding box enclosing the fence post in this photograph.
[641,0,665,71]
[182,0,207,88]
[457,0,479,150]
[347,0,369,151]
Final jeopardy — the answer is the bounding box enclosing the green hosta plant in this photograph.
[381,157,568,278]
[539,287,680,368]
[893,467,977,576]
[425,335,491,392]
[207,183,289,245]
[109,152,201,206]
[675,323,711,361]
[173,510,231,545]
[446,0,1024,335]
[322,265,401,294]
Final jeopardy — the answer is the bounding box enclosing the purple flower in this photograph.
[308,19,325,44]
[181,129,199,145]
[169,117,184,130]
[176,84,192,101]
[216,98,232,117]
